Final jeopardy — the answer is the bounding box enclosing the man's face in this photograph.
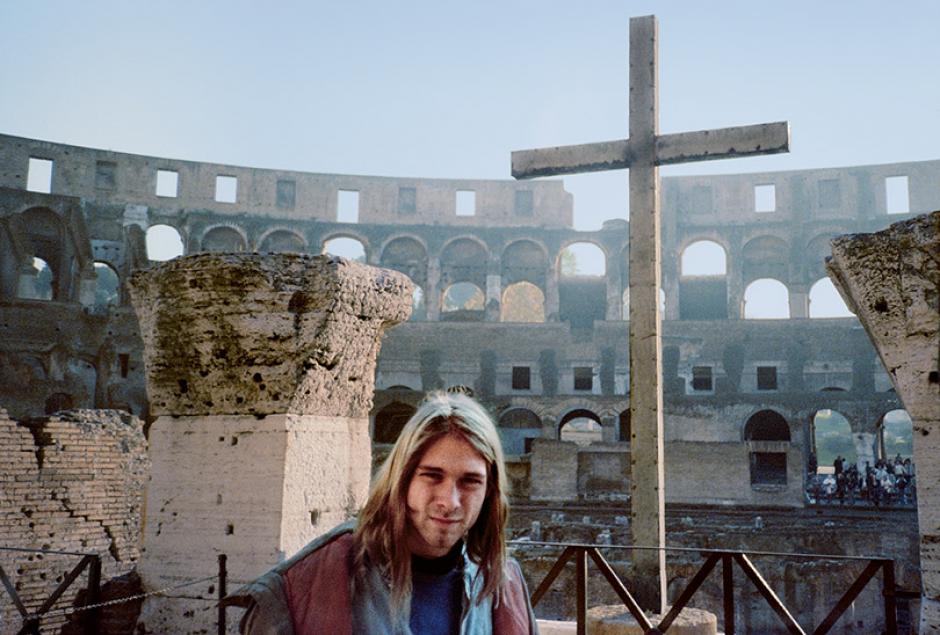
[405,433,489,558]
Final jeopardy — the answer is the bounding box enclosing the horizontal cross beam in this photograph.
[511,121,790,179]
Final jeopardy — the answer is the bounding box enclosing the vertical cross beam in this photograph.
[626,15,667,613]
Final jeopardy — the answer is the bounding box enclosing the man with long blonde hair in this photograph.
[230,391,537,634]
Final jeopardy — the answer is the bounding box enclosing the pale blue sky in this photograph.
[2,1,938,231]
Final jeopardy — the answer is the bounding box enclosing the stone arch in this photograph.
[93,261,120,308]
[379,235,428,286]
[440,282,485,321]
[812,408,855,467]
[497,407,542,455]
[559,408,603,445]
[373,401,416,444]
[558,241,607,328]
[258,228,308,253]
[679,239,728,319]
[680,239,728,277]
[805,233,839,279]
[16,207,67,299]
[146,224,185,261]
[743,278,790,319]
[440,237,488,288]
[744,409,790,485]
[742,235,789,283]
[502,239,549,287]
[744,409,791,442]
[19,257,53,300]
[201,224,248,253]
[558,241,606,277]
[879,409,913,461]
[322,235,366,262]
[809,277,854,318]
[500,281,545,323]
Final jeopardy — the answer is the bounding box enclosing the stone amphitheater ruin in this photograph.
[0,131,937,633]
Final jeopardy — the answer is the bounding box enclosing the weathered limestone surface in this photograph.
[129,253,411,634]
[0,408,148,635]
[827,210,940,632]
[130,252,412,418]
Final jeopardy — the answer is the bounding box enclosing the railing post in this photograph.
[882,559,897,635]
[722,554,735,635]
[218,553,228,635]
[83,555,101,635]
[576,548,587,635]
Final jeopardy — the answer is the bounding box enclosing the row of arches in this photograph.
[373,401,914,488]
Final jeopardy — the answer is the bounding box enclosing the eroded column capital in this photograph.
[130,253,412,418]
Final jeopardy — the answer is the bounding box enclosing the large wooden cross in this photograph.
[511,15,789,613]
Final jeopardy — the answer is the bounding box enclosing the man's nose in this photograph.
[435,481,461,511]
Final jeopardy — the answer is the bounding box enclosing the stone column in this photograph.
[544,265,560,321]
[606,253,623,321]
[827,211,940,631]
[485,256,502,321]
[789,283,809,318]
[129,253,411,635]
[426,257,442,321]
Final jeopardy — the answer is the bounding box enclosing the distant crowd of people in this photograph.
[805,453,916,507]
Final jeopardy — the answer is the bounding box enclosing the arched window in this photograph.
[20,257,54,300]
[201,226,247,253]
[743,278,790,319]
[744,410,790,485]
[441,282,484,320]
[880,409,913,460]
[93,262,120,308]
[259,230,306,253]
[323,237,365,261]
[498,408,542,455]
[559,242,605,277]
[373,401,416,444]
[380,236,428,286]
[813,409,855,469]
[146,224,184,261]
[502,240,548,287]
[500,281,545,323]
[559,409,603,446]
[809,277,854,318]
[679,240,728,319]
[680,240,727,277]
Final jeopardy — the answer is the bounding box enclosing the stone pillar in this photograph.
[725,240,744,320]
[77,265,97,306]
[545,265,560,321]
[827,211,940,631]
[485,257,502,321]
[789,284,809,318]
[606,253,623,321]
[129,253,411,635]
[16,261,38,299]
[426,257,442,321]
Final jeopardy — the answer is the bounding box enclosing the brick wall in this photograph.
[0,408,148,634]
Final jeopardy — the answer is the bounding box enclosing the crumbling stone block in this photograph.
[826,210,940,631]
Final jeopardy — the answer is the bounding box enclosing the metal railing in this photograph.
[0,545,101,635]
[1,547,228,635]
[512,540,914,635]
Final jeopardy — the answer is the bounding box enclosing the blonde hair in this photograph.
[354,391,510,613]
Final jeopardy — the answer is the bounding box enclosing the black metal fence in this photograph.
[513,540,916,635]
